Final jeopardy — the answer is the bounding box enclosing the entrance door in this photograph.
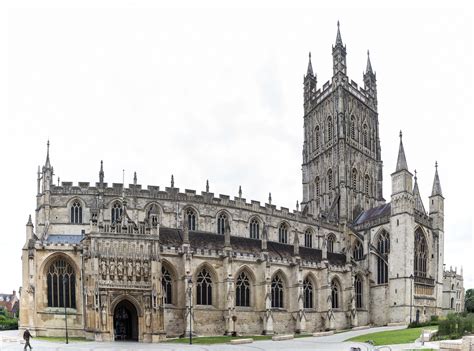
[114,300,138,341]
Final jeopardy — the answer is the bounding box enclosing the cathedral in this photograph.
[19,24,464,342]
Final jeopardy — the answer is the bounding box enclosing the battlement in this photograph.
[49,180,327,225]
[310,79,372,107]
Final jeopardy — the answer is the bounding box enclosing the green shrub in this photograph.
[438,313,474,339]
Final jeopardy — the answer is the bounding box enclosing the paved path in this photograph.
[0,326,438,351]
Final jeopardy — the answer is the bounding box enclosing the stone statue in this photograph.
[143,260,150,281]
[127,260,133,280]
[101,306,107,327]
[117,260,124,280]
[100,259,107,279]
[145,308,151,328]
[135,260,141,280]
[109,259,116,280]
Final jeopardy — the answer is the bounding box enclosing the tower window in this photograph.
[70,201,82,224]
[47,258,76,308]
[196,269,213,305]
[186,208,196,231]
[377,230,390,284]
[315,176,321,196]
[328,169,333,191]
[111,202,122,224]
[278,223,289,244]
[363,124,368,148]
[249,217,260,239]
[217,212,227,235]
[236,271,251,307]
[355,275,363,308]
[315,126,320,150]
[327,117,333,143]
[414,229,428,278]
[350,116,356,140]
[271,274,284,308]
[303,278,313,309]
[304,229,313,248]
[352,169,357,190]
[147,204,159,227]
[365,175,370,196]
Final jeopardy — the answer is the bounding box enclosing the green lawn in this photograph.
[346,326,437,346]
[34,336,88,343]
[167,333,313,344]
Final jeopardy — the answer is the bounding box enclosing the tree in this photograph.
[465,289,474,313]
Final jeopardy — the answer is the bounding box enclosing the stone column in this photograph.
[262,262,274,335]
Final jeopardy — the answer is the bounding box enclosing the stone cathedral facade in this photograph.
[20,24,463,342]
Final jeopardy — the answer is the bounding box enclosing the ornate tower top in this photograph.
[332,21,347,77]
[431,161,443,197]
[395,131,409,172]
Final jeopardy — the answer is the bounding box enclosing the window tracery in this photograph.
[47,258,76,308]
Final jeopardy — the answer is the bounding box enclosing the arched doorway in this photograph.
[114,299,138,341]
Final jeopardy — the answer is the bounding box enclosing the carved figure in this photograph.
[135,260,141,280]
[109,259,116,280]
[100,259,107,279]
[143,260,150,280]
[145,308,151,328]
[117,260,124,280]
[127,260,133,280]
[101,306,107,327]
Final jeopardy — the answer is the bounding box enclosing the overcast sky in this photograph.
[0,1,472,293]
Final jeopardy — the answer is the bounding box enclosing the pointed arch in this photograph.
[303,272,317,309]
[351,168,358,191]
[42,253,78,309]
[278,221,290,244]
[327,169,333,191]
[327,233,336,253]
[304,228,313,248]
[314,125,320,150]
[350,115,356,140]
[330,276,342,309]
[144,201,162,227]
[183,205,199,231]
[68,197,84,224]
[327,116,333,143]
[110,199,123,224]
[362,123,368,148]
[271,270,287,309]
[414,227,428,277]
[110,294,144,318]
[161,259,178,305]
[315,176,321,197]
[235,265,255,308]
[248,216,262,239]
[375,229,390,284]
[216,210,231,235]
[353,239,364,261]
[354,274,363,309]
[194,262,218,306]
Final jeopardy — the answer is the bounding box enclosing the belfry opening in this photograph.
[113,300,138,341]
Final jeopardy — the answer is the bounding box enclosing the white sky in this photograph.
[0,0,472,294]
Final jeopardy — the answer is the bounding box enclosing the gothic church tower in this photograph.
[302,22,384,222]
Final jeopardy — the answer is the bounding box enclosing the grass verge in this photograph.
[346,326,437,346]
[166,333,313,344]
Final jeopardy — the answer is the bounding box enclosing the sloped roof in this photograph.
[353,203,391,226]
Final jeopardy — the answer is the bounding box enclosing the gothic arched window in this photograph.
[271,274,284,308]
[47,258,76,308]
[147,204,159,227]
[365,175,370,196]
[353,240,364,261]
[303,278,313,309]
[217,212,227,235]
[70,201,82,224]
[327,117,333,143]
[186,208,196,231]
[327,234,336,253]
[377,231,390,284]
[249,218,260,239]
[162,266,173,304]
[352,169,357,190]
[328,169,333,191]
[196,269,212,305]
[331,279,340,309]
[236,271,251,307]
[350,116,356,140]
[315,176,321,196]
[315,125,320,150]
[111,201,122,224]
[278,223,288,244]
[363,124,368,148]
[414,229,428,278]
[304,229,313,248]
[355,275,363,309]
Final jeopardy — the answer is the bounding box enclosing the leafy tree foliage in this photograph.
[466,289,474,313]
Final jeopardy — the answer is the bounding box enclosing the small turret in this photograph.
[391,131,413,196]
[26,214,34,241]
[304,52,317,104]
[413,170,426,213]
[293,230,300,257]
[99,160,104,186]
[429,162,444,230]
[363,50,377,105]
[332,21,347,77]
[41,140,53,193]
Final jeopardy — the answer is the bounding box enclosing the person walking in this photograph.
[23,329,33,350]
